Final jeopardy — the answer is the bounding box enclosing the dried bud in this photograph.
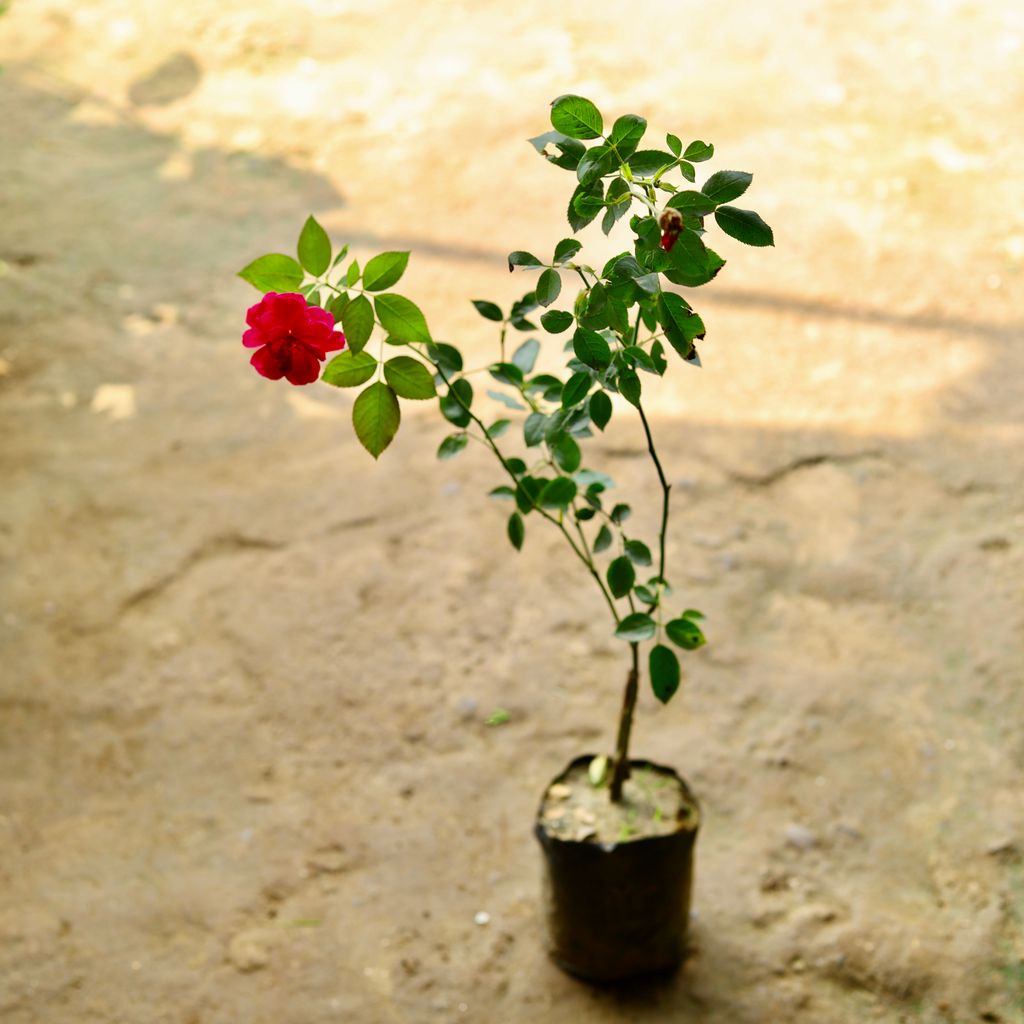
[658,208,683,252]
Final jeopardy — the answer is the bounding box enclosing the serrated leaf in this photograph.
[353,382,400,459]
[608,114,646,159]
[666,617,706,650]
[427,342,463,375]
[650,644,681,703]
[297,216,331,276]
[593,524,613,553]
[362,251,409,291]
[553,238,583,264]
[238,253,304,292]
[523,411,547,447]
[572,327,611,371]
[568,180,604,232]
[625,539,652,566]
[618,368,641,406]
[541,310,573,334]
[345,259,360,286]
[667,190,719,217]
[507,512,525,551]
[714,206,775,247]
[374,294,431,343]
[701,170,752,204]
[322,349,376,388]
[664,230,726,288]
[511,338,540,374]
[601,178,632,236]
[551,433,581,473]
[527,130,585,170]
[627,150,675,176]
[437,433,468,459]
[508,250,543,271]
[550,94,604,140]
[384,356,435,399]
[589,390,612,430]
[539,476,578,508]
[684,140,714,162]
[666,133,682,156]
[576,144,615,185]
[472,299,503,321]
[614,612,656,642]
[341,294,374,354]
[535,268,562,308]
[561,371,591,408]
[657,292,705,359]
[439,378,473,427]
[607,556,635,598]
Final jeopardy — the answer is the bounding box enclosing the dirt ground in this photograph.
[2,1,1023,1021]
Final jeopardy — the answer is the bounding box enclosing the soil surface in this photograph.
[2,2,1023,1022]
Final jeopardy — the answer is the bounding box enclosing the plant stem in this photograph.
[609,642,640,801]
[637,400,671,601]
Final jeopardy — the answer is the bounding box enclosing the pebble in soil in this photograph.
[538,761,697,844]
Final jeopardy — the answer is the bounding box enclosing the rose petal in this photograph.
[321,329,346,353]
[283,345,322,385]
[251,344,286,380]
[242,327,268,349]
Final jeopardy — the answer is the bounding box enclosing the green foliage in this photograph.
[607,556,635,598]
[472,300,503,321]
[507,512,525,550]
[374,294,431,343]
[384,356,436,399]
[353,382,400,459]
[550,94,604,140]
[238,253,303,292]
[701,170,752,205]
[322,350,376,388]
[715,206,775,247]
[341,295,374,354]
[615,613,656,642]
[297,215,331,276]
[535,268,562,307]
[649,645,681,703]
[362,252,409,291]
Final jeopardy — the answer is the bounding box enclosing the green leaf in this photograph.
[322,349,376,388]
[341,294,374,354]
[625,539,653,566]
[576,144,615,185]
[439,378,473,427]
[593,524,613,553]
[684,140,714,162]
[472,299,503,322]
[437,433,468,459]
[384,356,436,399]
[601,178,633,236]
[666,617,706,651]
[568,180,604,232]
[651,340,668,376]
[608,113,647,158]
[539,476,578,508]
[614,612,656,642]
[618,368,641,406]
[664,230,726,287]
[507,512,525,551]
[714,206,775,247]
[666,133,682,157]
[515,476,543,514]
[487,389,527,410]
[489,485,516,500]
[487,418,511,439]
[488,362,525,387]
[238,253,304,292]
[589,390,612,430]
[508,250,543,271]
[572,328,611,371]
[657,292,705,359]
[353,382,400,459]
[523,411,547,447]
[649,645,681,703]
[541,309,573,334]
[374,294,431,343]
[610,503,631,524]
[426,342,463,375]
[551,433,581,473]
[701,170,752,205]
[550,94,604,140]
[297,215,331,276]
[627,150,675,176]
[326,293,349,320]
[345,259,360,287]
[561,371,591,408]
[362,251,409,292]
[527,130,585,170]
[512,338,540,374]
[607,556,635,598]
[553,238,583,263]
[486,707,511,726]
[535,268,562,307]
[667,190,719,217]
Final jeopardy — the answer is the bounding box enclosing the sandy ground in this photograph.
[1,1,1023,1021]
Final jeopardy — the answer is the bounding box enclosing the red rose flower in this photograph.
[242,292,346,385]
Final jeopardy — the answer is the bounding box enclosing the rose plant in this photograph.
[237,94,772,978]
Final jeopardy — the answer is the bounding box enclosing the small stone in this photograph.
[574,809,596,827]
[985,838,1019,859]
[784,824,818,850]
[547,783,571,801]
[307,846,350,874]
[474,911,491,926]
[227,929,275,972]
